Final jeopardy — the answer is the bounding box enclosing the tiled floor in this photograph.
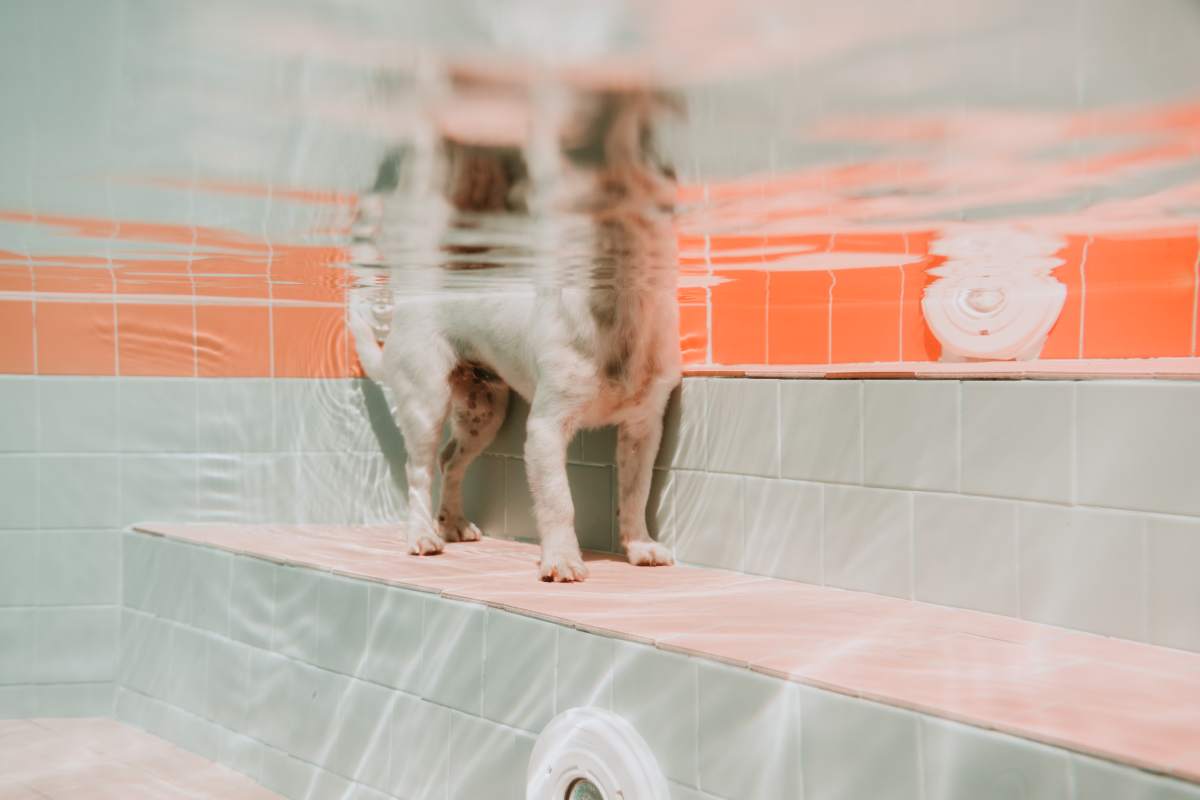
[0,718,280,799]
[139,523,1200,785]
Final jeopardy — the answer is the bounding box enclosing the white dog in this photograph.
[350,74,680,581]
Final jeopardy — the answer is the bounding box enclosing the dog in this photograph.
[349,67,681,581]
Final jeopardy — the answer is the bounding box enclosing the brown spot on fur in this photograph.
[469,429,479,437]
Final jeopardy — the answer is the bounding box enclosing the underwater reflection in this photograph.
[349,65,682,581]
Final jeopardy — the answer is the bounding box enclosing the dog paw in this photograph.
[625,540,674,567]
[539,550,589,582]
[439,516,482,543]
[408,532,445,556]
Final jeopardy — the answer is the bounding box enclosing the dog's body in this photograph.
[351,79,680,581]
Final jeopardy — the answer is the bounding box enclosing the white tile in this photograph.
[260,746,319,799]
[273,565,321,663]
[705,379,779,477]
[482,609,556,732]
[556,626,615,714]
[190,545,232,636]
[961,381,1073,504]
[324,679,395,787]
[799,687,921,800]
[35,529,119,606]
[1071,754,1200,800]
[118,378,197,452]
[1018,505,1145,639]
[0,456,38,528]
[205,635,251,732]
[33,606,118,683]
[119,611,170,699]
[1147,515,1200,652]
[217,732,267,786]
[743,478,822,583]
[39,454,120,528]
[229,555,276,650]
[0,379,37,451]
[196,379,275,452]
[914,493,1019,615]
[488,392,530,458]
[921,718,1070,800]
[247,651,296,751]
[294,452,367,524]
[658,379,708,470]
[388,693,450,800]
[273,379,376,453]
[569,463,614,552]
[461,453,507,538]
[0,608,35,683]
[119,455,198,525]
[420,597,485,715]
[121,532,159,612]
[613,642,699,787]
[505,457,536,541]
[315,573,369,676]
[0,531,38,605]
[673,471,743,571]
[359,584,423,693]
[823,485,912,599]
[34,681,113,717]
[863,380,958,491]
[37,378,118,452]
[779,380,862,484]
[449,712,535,800]
[289,663,351,766]
[165,625,210,716]
[697,662,802,799]
[148,538,196,623]
[1077,382,1200,515]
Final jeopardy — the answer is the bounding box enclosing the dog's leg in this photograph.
[437,368,510,542]
[389,365,452,556]
[617,408,675,567]
[525,399,588,582]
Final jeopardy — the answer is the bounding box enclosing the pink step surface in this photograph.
[138,523,1200,784]
[0,718,280,799]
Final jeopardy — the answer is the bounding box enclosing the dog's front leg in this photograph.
[617,409,675,567]
[525,406,588,582]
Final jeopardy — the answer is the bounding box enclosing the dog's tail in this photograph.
[348,304,385,382]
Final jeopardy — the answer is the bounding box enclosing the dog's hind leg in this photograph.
[437,366,510,542]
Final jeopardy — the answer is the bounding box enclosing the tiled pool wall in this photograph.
[3,374,1199,723]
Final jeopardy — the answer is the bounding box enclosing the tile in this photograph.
[673,471,743,570]
[419,596,486,715]
[448,712,535,800]
[705,379,779,477]
[247,651,296,752]
[556,626,616,713]
[578,425,617,465]
[289,664,351,765]
[118,378,198,452]
[0,608,35,683]
[190,545,233,636]
[39,455,120,528]
[961,381,1073,503]
[260,746,318,799]
[0,685,38,719]
[272,306,351,378]
[35,529,120,605]
[293,452,364,524]
[315,573,370,675]
[505,457,536,540]
[34,682,113,717]
[196,305,272,378]
[1147,515,1200,652]
[324,679,394,788]
[863,380,958,491]
[921,718,1070,800]
[272,565,321,663]
[697,661,802,800]
[1018,505,1145,639]
[119,611,171,699]
[743,478,822,583]
[119,455,198,525]
[206,636,252,732]
[34,605,118,683]
[0,456,38,528]
[823,485,912,599]
[121,532,159,612]
[658,379,708,470]
[1077,382,1200,515]
[482,608,556,731]
[613,642,699,787]
[569,462,614,552]
[37,378,118,452]
[117,303,196,377]
[461,453,507,538]
[229,556,276,650]
[488,392,529,457]
[0,379,36,451]
[913,493,1019,615]
[196,379,275,452]
[164,625,210,715]
[646,468,675,546]
[388,693,451,800]
[148,538,197,623]
[273,379,374,453]
[799,687,921,800]
[36,301,116,376]
[779,380,862,483]
[359,584,424,693]
[0,531,38,605]
[1072,754,1200,800]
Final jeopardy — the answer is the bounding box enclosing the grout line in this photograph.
[954,381,963,493]
[1077,235,1093,359]
[1013,503,1022,619]
[857,381,866,485]
[1140,517,1150,643]
[825,270,836,365]
[1069,382,1079,507]
[908,492,917,600]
